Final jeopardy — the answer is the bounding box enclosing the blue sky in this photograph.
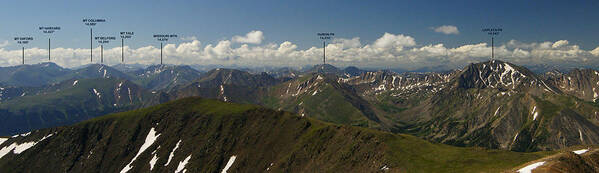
[1,0,597,49]
[0,0,598,69]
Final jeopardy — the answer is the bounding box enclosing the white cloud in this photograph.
[333,37,361,49]
[552,40,568,48]
[0,31,598,70]
[372,33,416,50]
[232,30,264,44]
[592,47,599,56]
[180,36,198,41]
[0,40,9,48]
[432,25,460,35]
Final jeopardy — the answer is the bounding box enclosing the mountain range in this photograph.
[2,60,599,171]
[1,60,599,153]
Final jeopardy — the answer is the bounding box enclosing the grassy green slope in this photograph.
[0,97,553,172]
[262,74,380,128]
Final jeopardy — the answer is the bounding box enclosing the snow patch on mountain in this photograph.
[221,155,237,173]
[0,133,54,159]
[165,140,182,166]
[0,138,7,146]
[149,148,159,170]
[540,80,556,93]
[573,149,588,155]
[220,85,228,102]
[285,83,291,94]
[579,129,584,142]
[494,106,501,116]
[518,161,545,173]
[175,154,191,173]
[116,82,124,100]
[375,84,386,92]
[120,128,160,173]
[594,88,598,101]
[93,89,101,99]
[128,88,133,103]
[12,132,31,138]
[316,75,324,80]
[531,106,538,120]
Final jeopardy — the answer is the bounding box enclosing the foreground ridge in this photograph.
[0,97,550,172]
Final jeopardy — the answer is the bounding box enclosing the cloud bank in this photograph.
[232,30,264,44]
[0,30,598,70]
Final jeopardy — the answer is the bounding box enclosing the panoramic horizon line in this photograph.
[1,30,599,70]
[4,59,593,74]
